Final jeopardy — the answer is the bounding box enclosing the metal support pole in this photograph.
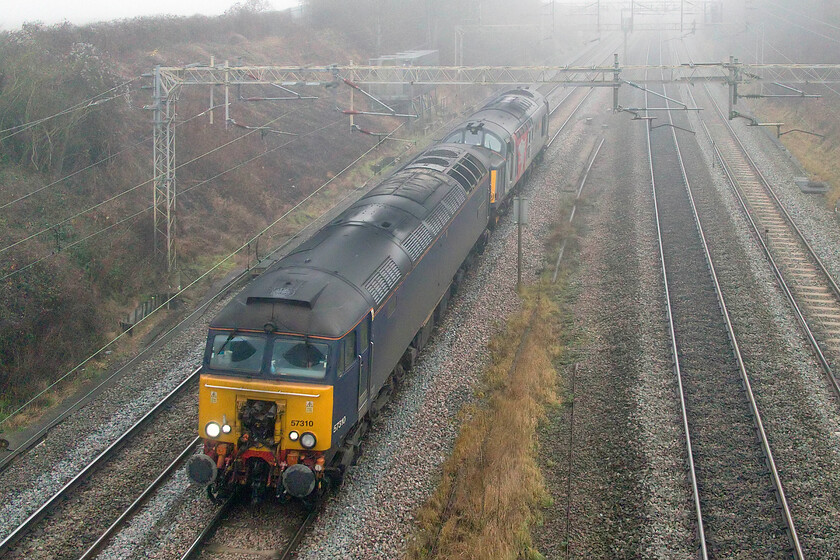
[728,55,735,118]
[209,56,214,125]
[224,60,230,129]
[151,66,177,280]
[733,57,740,109]
[514,196,528,291]
[613,53,620,111]
[517,216,522,290]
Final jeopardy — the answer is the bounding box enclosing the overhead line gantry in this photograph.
[146,58,840,281]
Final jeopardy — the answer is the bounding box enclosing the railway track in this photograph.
[166,46,611,560]
[647,39,802,559]
[685,76,840,402]
[77,438,201,559]
[179,500,314,560]
[0,369,201,559]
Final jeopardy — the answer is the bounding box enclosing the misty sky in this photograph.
[0,0,300,31]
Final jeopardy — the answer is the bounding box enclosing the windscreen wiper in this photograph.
[217,328,239,354]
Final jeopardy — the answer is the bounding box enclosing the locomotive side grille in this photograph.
[425,204,449,236]
[404,187,467,262]
[462,154,487,179]
[364,257,402,304]
[441,188,467,214]
[412,156,450,169]
[511,98,534,111]
[447,166,473,191]
[404,225,434,261]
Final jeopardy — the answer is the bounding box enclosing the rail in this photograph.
[0,367,201,556]
[688,82,840,402]
[649,38,803,559]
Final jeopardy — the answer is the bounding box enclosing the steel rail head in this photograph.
[691,82,840,403]
[644,43,709,560]
[78,438,202,560]
[178,494,236,560]
[0,367,200,556]
[663,57,804,560]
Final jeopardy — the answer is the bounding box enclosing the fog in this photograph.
[0,0,299,31]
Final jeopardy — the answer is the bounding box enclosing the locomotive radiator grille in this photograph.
[364,257,402,304]
[404,226,434,261]
[425,205,449,236]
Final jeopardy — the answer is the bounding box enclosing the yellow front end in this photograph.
[198,374,333,451]
[188,373,336,500]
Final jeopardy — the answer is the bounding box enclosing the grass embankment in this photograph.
[752,99,840,208]
[406,281,565,560]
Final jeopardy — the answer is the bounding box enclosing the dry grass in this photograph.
[406,284,563,560]
[752,98,840,208]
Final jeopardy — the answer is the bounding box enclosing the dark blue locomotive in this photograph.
[186,87,549,501]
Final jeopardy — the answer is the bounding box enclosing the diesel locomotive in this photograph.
[186,87,549,502]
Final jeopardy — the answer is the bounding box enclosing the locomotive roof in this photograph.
[459,87,545,135]
[210,144,493,339]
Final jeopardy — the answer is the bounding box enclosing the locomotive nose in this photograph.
[282,463,316,498]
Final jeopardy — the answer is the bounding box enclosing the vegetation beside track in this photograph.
[751,99,840,209]
[406,276,566,560]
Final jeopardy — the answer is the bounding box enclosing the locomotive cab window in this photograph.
[444,131,462,143]
[270,338,329,379]
[339,330,357,374]
[482,132,502,153]
[464,128,482,146]
[209,334,266,373]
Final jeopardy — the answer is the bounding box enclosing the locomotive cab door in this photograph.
[357,314,372,415]
[506,140,515,186]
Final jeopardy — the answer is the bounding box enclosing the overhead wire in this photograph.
[764,0,840,35]
[759,7,840,46]
[0,77,141,142]
[0,86,494,424]
[0,114,346,283]
[0,119,407,427]
[0,109,294,257]
[0,103,227,211]
[742,3,840,120]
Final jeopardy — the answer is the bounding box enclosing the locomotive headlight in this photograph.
[222,424,231,434]
[205,422,222,439]
[300,432,317,449]
[288,431,300,441]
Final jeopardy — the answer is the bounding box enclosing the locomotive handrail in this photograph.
[203,383,321,398]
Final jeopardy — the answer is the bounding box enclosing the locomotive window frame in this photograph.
[339,330,357,375]
[482,132,502,153]
[447,166,474,191]
[269,337,329,380]
[463,127,482,146]
[208,334,266,374]
[444,131,462,143]
[461,154,486,180]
